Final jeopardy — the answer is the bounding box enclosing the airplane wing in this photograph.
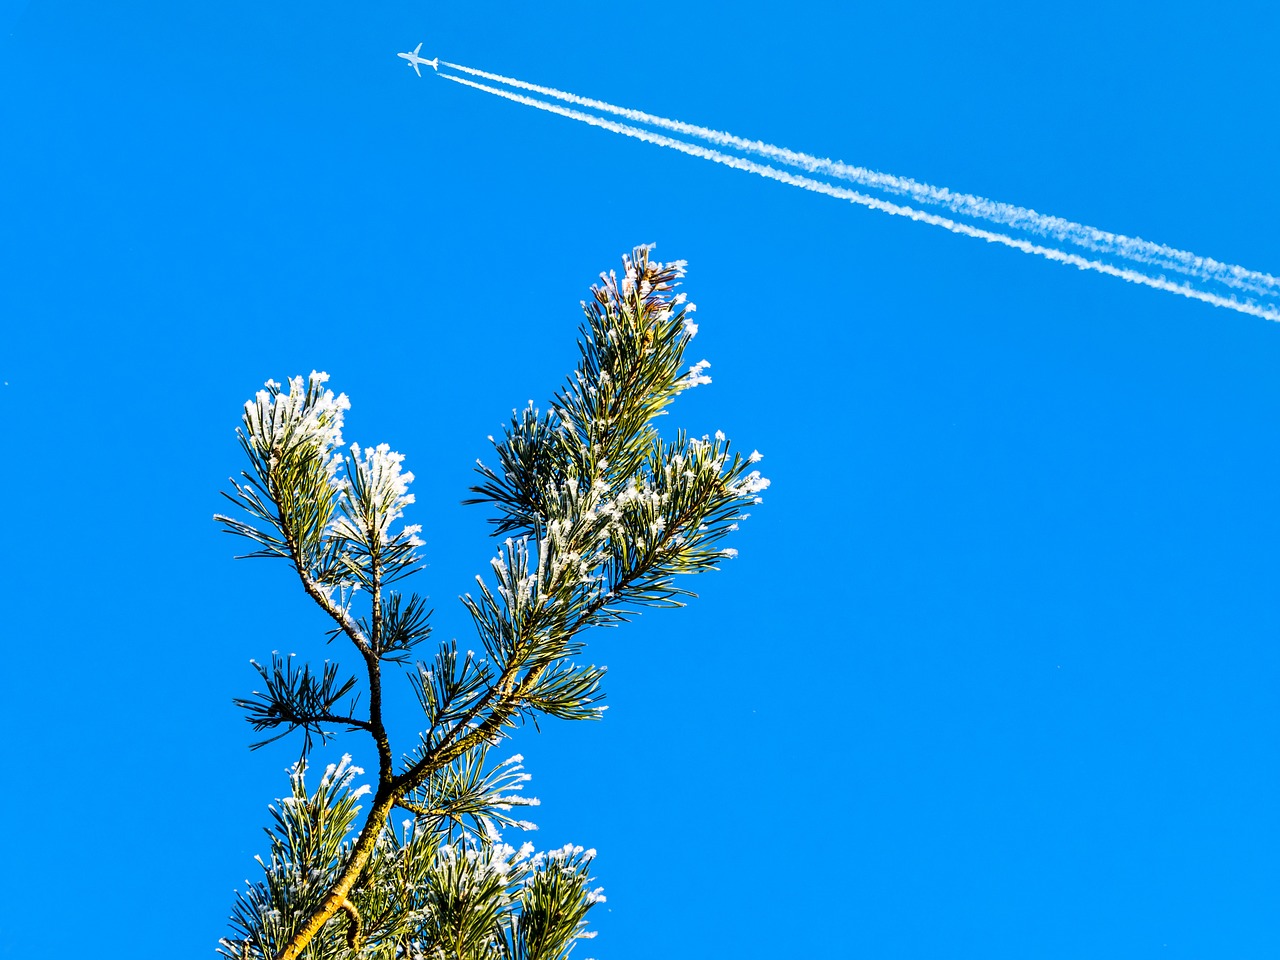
[412,42,423,55]
[412,62,422,77]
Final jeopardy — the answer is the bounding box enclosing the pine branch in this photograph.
[219,247,767,960]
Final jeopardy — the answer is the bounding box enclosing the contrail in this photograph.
[436,71,1279,322]
[441,60,1280,305]
[438,73,1279,322]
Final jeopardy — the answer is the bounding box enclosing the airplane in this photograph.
[397,42,438,77]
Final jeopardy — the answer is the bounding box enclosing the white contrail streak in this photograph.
[437,72,1280,323]
[441,60,1279,302]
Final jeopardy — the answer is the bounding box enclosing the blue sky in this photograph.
[2,2,1278,958]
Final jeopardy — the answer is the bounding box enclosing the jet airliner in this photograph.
[397,43,438,77]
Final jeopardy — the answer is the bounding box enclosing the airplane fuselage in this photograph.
[397,49,438,76]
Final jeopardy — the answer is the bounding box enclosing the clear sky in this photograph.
[2,2,1278,958]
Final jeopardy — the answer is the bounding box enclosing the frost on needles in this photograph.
[214,246,769,960]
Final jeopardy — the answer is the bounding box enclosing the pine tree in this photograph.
[215,247,769,959]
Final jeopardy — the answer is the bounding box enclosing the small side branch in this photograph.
[337,898,362,951]
[394,798,435,817]
[236,655,369,753]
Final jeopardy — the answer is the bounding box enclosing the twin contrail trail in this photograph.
[434,60,1280,323]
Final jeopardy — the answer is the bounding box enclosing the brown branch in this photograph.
[276,481,393,773]
[362,544,395,782]
[270,496,395,959]
[294,565,372,656]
